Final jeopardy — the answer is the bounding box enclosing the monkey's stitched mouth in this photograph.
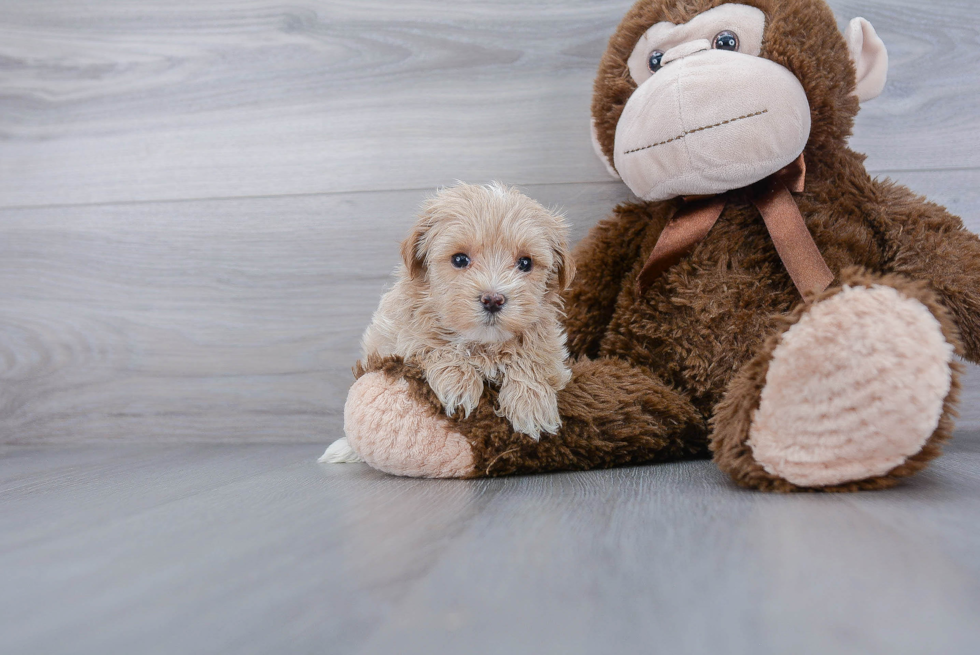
[624,109,769,155]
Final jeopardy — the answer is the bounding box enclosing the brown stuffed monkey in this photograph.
[332,0,980,492]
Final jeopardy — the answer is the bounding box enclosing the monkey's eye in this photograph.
[451,253,471,269]
[647,51,665,73]
[516,257,533,273]
[713,31,739,51]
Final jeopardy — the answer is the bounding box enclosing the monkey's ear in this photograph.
[591,117,621,180]
[844,18,888,102]
[400,225,428,279]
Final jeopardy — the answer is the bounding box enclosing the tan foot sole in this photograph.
[748,285,955,487]
[343,372,475,478]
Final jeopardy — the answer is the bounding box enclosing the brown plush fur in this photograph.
[355,355,708,477]
[349,0,980,490]
[562,0,980,490]
[591,0,861,181]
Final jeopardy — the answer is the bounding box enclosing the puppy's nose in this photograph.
[480,292,507,314]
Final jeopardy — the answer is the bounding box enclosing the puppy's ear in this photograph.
[403,195,446,279]
[400,225,428,279]
[552,237,576,291]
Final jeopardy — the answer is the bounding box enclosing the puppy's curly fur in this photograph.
[361,182,576,440]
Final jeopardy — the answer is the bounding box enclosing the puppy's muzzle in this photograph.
[480,292,506,314]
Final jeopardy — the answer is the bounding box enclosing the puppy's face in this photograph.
[402,183,574,344]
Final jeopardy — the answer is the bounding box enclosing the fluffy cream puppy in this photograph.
[362,182,575,440]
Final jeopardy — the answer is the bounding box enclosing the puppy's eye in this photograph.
[713,31,738,51]
[451,253,471,269]
[516,257,533,273]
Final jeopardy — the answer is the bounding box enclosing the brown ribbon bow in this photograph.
[635,155,834,298]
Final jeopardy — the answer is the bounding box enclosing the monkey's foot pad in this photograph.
[748,285,956,487]
[342,372,475,478]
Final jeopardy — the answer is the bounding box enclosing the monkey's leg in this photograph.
[334,356,708,479]
[711,269,963,492]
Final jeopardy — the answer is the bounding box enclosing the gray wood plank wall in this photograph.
[1,0,978,444]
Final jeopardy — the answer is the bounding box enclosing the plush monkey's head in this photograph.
[591,0,888,201]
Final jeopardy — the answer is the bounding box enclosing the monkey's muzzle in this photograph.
[614,49,811,202]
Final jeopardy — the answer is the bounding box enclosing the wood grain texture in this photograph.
[0,0,978,206]
[1,440,979,655]
[1,172,974,444]
[0,183,630,443]
[0,0,977,441]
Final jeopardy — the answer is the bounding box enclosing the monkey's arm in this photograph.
[563,203,665,359]
[881,191,980,363]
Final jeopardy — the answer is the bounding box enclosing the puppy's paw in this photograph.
[497,379,561,441]
[427,364,484,419]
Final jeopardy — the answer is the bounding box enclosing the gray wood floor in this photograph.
[2,1,980,653]
[3,438,980,654]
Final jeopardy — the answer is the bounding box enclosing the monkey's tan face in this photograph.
[614,3,811,201]
[418,189,566,345]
